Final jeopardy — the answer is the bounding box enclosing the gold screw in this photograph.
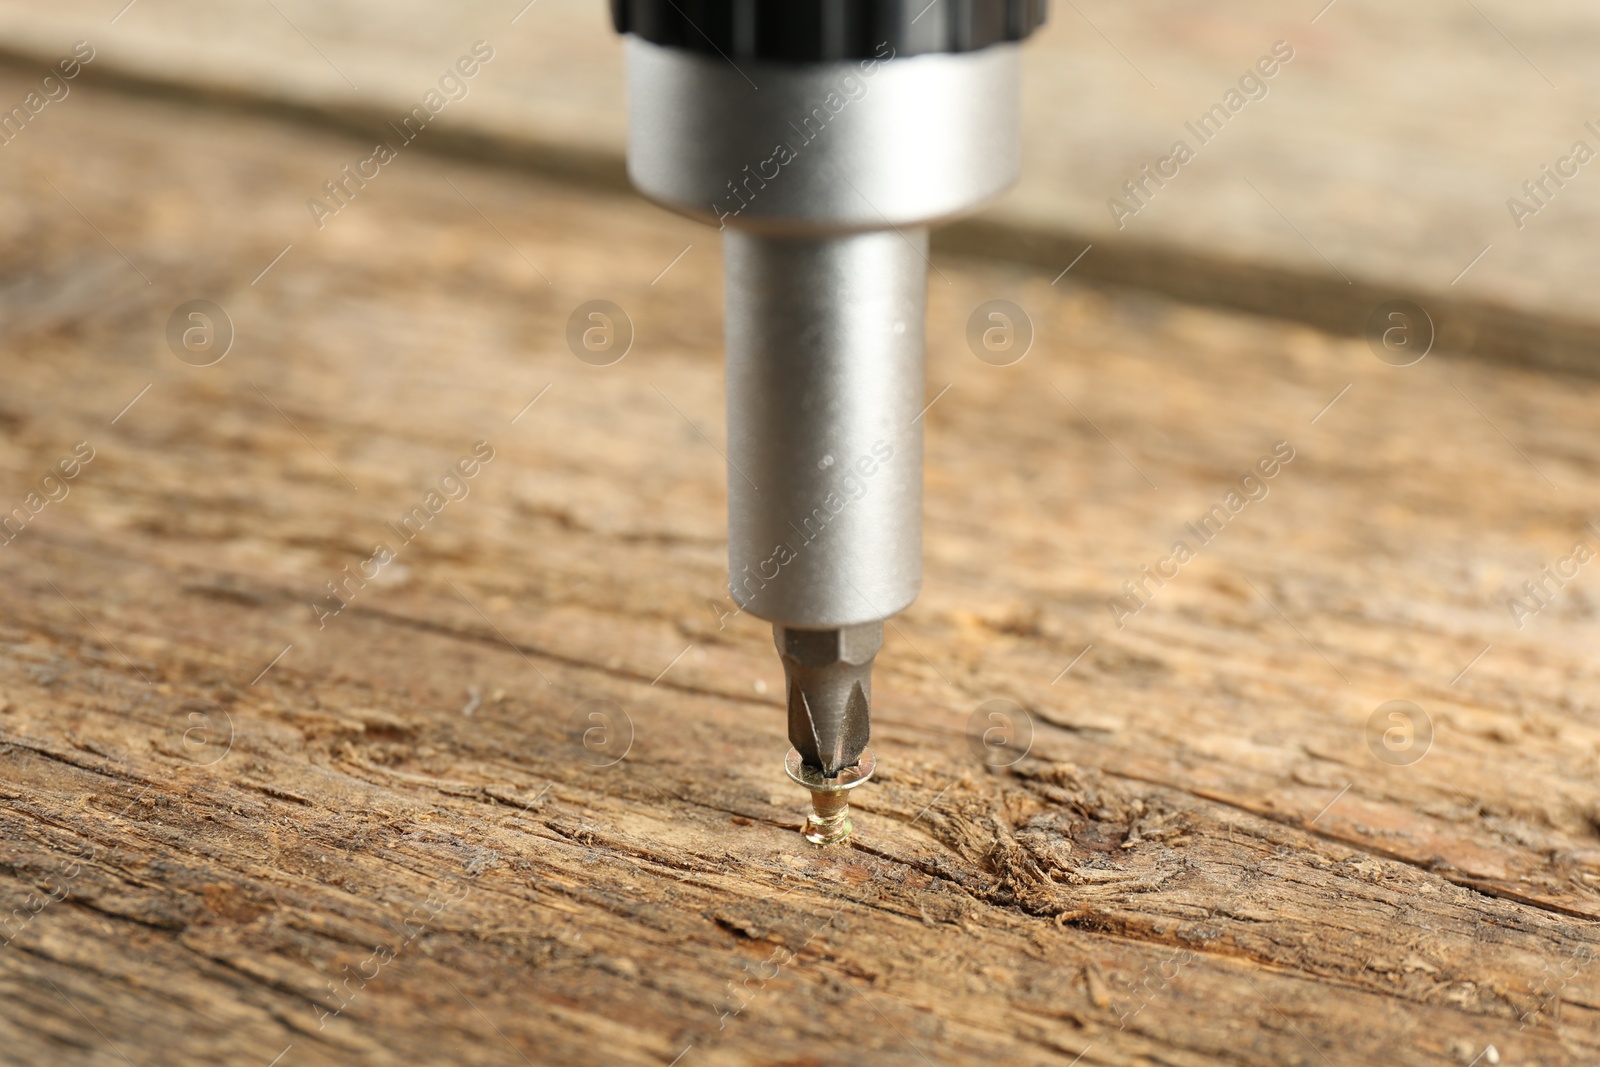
[783,748,875,845]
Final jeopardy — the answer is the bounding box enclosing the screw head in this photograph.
[784,747,875,845]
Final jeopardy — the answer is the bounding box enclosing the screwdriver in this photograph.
[612,0,1046,842]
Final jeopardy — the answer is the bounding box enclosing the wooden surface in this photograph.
[6,0,1600,325]
[2,72,1599,1067]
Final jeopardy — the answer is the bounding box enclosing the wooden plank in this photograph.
[0,71,1597,1067]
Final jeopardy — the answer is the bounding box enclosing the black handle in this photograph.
[612,0,1047,62]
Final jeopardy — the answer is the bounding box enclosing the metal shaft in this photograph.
[724,229,926,627]
[723,229,926,775]
[723,229,929,780]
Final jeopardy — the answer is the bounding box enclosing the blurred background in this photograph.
[3,0,1597,345]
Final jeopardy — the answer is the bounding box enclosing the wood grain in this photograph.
[0,72,1597,1067]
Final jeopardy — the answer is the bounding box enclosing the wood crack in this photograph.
[1106,769,1600,923]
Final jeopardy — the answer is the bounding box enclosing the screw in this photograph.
[783,747,875,845]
